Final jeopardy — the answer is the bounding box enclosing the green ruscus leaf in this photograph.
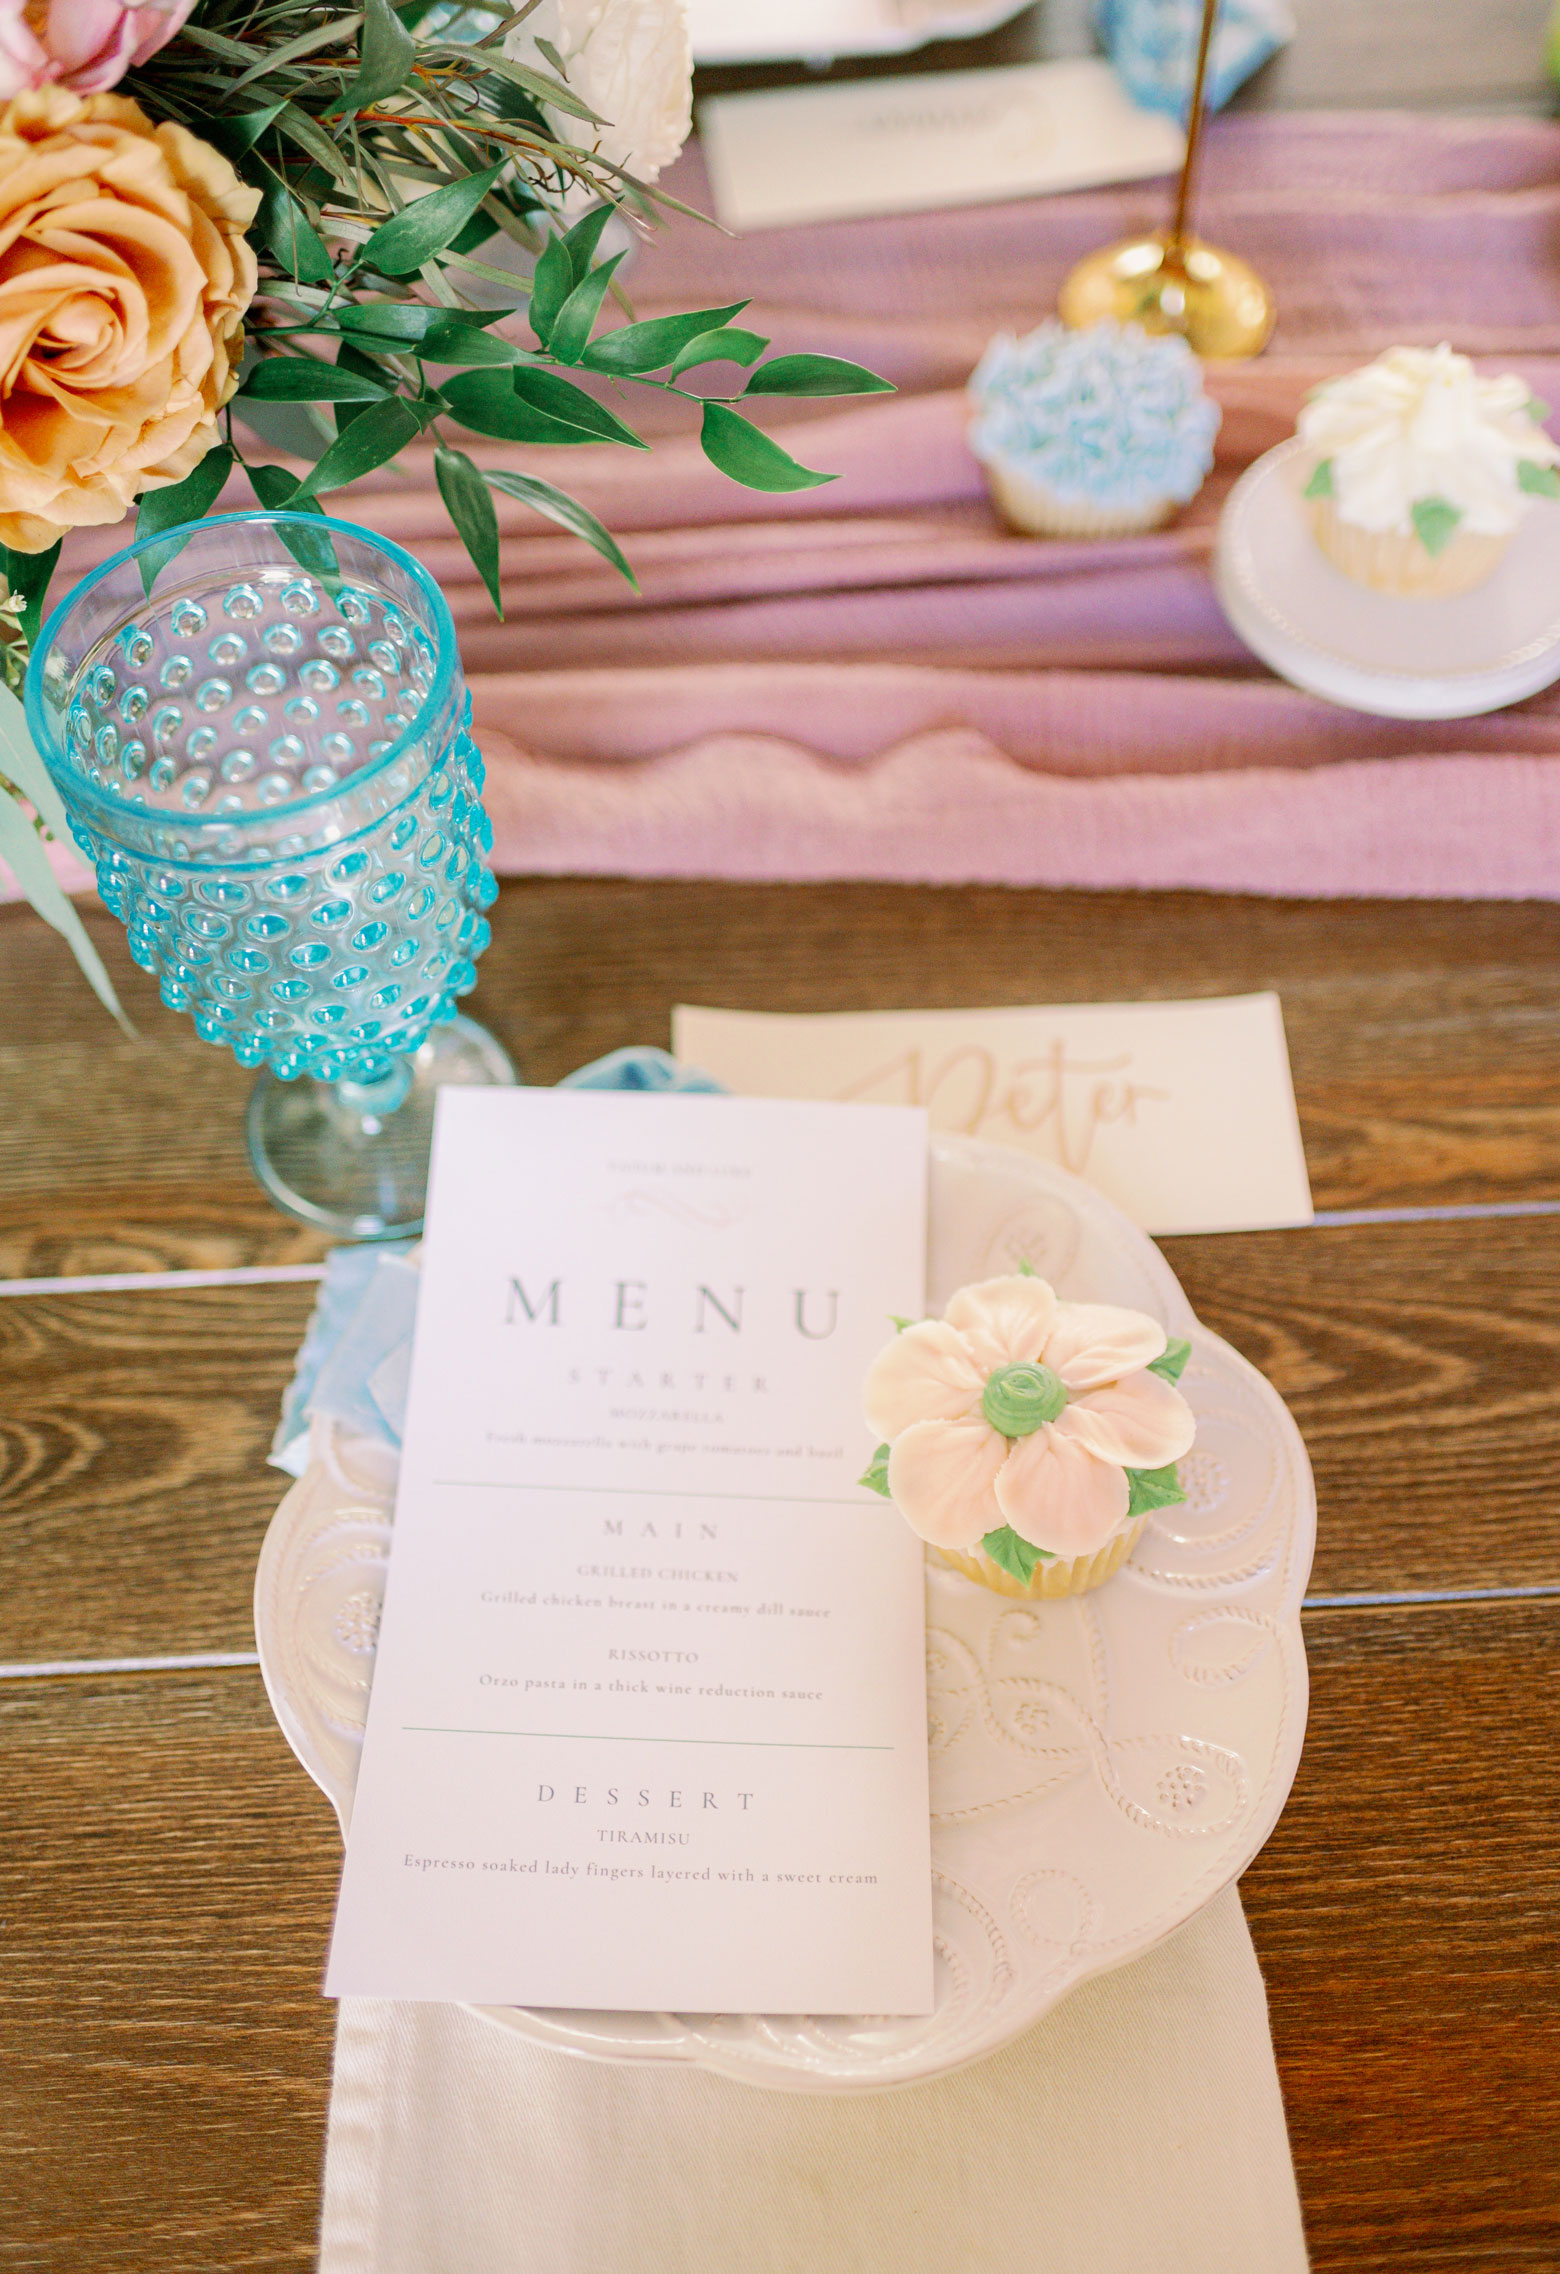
[291,396,431,499]
[435,444,503,617]
[257,178,334,285]
[1124,1463,1186,1520]
[241,357,389,403]
[242,465,339,580]
[667,326,769,380]
[979,1526,1053,1583]
[509,366,646,446]
[134,443,235,591]
[744,353,895,399]
[482,470,638,587]
[335,0,416,112]
[526,233,574,348]
[359,160,508,277]
[0,539,61,649]
[580,302,751,377]
[858,1443,892,1498]
[546,252,626,364]
[698,402,834,493]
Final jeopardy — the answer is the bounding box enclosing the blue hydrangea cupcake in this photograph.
[968,318,1221,537]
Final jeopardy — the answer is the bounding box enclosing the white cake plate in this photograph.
[256,1136,1314,2092]
[1215,435,1560,719]
[689,0,1030,65]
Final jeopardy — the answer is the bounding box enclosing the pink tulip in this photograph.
[0,0,195,97]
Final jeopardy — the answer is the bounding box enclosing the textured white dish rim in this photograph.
[1214,435,1560,719]
[256,1135,1315,2091]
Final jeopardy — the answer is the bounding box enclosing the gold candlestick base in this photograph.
[1058,230,1275,360]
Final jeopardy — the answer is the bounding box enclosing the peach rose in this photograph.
[0,86,260,552]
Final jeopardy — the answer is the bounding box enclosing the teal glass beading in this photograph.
[26,511,495,1086]
[25,513,515,1235]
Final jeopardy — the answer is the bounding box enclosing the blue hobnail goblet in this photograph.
[25,510,515,1237]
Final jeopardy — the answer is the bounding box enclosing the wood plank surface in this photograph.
[3,1209,1559,1664]
[3,1600,1555,2274]
[4,881,1559,1276]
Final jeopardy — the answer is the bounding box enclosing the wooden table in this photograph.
[3,880,1558,2271]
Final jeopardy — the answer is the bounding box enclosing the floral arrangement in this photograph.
[0,0,890,1009]
[860,1265,1195,1584]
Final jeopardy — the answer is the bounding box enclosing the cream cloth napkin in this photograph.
[318,1885,1308,2273]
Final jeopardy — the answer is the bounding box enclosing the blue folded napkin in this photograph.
[270,1048,726,1474]
[1099,0,1294,118]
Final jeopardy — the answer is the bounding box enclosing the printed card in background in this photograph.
[326,1089,934,2016]
[698,58,1184,232]
[672,996,1313,1238]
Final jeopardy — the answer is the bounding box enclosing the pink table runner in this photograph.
[42,112,1560,899]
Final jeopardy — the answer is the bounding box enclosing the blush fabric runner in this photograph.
[37,111,1560,899]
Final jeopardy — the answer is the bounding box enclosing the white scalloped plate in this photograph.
[256,1136,1314,2091]
[688,0,1030,66]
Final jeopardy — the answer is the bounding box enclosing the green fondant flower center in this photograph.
[982,1362,1067,1437]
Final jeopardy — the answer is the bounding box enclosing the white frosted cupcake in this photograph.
[1298,343,1560,597]
[967,319,1221,537]
[859,1268,1195,1600]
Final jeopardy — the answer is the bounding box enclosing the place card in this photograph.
[672,996,1314,1237]
[698,58,1185,232]
[325,1089,935,2014]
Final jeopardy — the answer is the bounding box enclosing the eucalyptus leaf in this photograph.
[1411,494,1462,556]
[979,1526,1052,1583]
[857,1443,892,1498]
[0,686,130,1031]
[360,160,509,277]
[1124,1463,1186,1519]
[527,233,574,347]
[1517,459,1560,498]
[744,353,895,399]
[483,469,638,586]
[547,252,626,363]
[292,396,429,498]
[581,302,750,376]
[1303,458,1333,500]
[435,444,504,616]
[242,358,389,403]
[667,326,768,380]
[134,445,235,592]
[510,366,646,447]
[335,0,414,112]
[699,402,833,493]
[1148,1336,1192,1384]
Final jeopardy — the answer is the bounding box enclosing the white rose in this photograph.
[505,0,692,182]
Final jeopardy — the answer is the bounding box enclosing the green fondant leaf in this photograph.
[1518,460,1560,498]
[889,1315,915,1333]
[1148,1336,1192,1384]
[1125,1463,1186,1519]
[1016,1258,1038,1277]
[858,1444,892,1498]
[980,1526,1053,1582]
[1411,495,1463,556]
[1528,393,1552,422]
[1303,457,1333,499]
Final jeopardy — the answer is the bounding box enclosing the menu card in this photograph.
[325,1089,935,2015]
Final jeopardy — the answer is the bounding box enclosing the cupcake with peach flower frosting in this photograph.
[860,1267,1195,1599]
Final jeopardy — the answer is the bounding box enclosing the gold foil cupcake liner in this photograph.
[933,1513,1150,1600]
